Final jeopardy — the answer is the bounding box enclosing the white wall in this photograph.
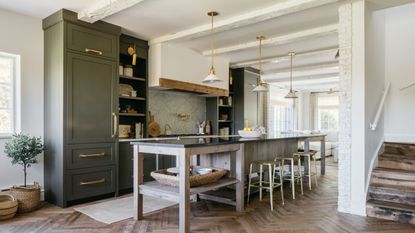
[384,2,415,143]
[0,9,43,190]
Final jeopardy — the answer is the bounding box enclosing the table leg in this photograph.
[133,145,144,220]
[235,144,245,212]
[178,149,190,233]
[321,138,326,175]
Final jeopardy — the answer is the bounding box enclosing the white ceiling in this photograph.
[1,0,414,92]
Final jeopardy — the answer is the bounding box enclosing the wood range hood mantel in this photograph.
[158,78,229,96]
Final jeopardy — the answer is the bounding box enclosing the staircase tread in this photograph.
[369,183,415,192]
[367,199,415,212]
[373,167,415,174]
[385,142,415,146]
[380,153,415,158]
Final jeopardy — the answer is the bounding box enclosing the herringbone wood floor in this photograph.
[1,158,414,233]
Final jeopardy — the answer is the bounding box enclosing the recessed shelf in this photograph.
[119,75,146,82]
[119,96,146,101]
[218,120,233,123]
[119,113,146,117]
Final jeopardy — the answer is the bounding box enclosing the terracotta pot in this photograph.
[10,182,40,213]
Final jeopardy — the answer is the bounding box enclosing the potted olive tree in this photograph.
[4,133,45,213]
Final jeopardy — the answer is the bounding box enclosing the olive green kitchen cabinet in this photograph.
[43,9,121,207]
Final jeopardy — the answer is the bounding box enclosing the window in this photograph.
[317,95,339,131]
[268,87,295,135]
[0,52,19,137]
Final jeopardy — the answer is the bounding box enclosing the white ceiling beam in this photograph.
[231,47,338,68]
[263,62,338,75]
[266,73,339,83]
[202,24,338,55]
[78,0,145,23]
[149,0,339,45]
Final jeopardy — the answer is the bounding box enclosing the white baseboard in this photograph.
[1,187,45,201]
[385,133,415,143]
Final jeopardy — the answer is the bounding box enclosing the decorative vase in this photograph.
[10,182,40,213]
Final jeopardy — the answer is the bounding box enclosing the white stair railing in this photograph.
[370,82,391,131]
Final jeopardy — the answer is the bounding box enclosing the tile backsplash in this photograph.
[149,90,206,135]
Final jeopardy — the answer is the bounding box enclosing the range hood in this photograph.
[149,43,230,97]
[158,78,229,96]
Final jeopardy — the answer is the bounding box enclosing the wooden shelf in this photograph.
[218,120,233,123]
[119,75,146,82]
[139,178,239,203]
[119,96,146,101]
[218,105,232,108]
[119,113,146,117]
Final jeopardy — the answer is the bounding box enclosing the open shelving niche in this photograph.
[118,34,148,139]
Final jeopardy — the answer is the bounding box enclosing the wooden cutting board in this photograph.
[148,112,160,137]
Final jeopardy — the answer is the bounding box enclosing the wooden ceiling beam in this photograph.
[231,47,338,68]
[149,0,339,45]
[202,24,338,56]
[78,0,146,23]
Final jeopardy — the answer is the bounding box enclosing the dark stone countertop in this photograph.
[129,133,326,148]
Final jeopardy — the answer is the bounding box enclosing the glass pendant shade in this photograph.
[253,35,268,92]
[203,11,222,83]
[285,52,297,98]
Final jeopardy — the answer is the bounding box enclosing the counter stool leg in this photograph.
[279,162,285,205]
[259,164,263,201]
[247,163,253,205]
[268,164,274,211]
[314,156,318,187]
[307,154,312,190]
[298,158,304,195]
[291,159,295,199]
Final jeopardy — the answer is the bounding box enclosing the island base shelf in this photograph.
[139,177,239,203]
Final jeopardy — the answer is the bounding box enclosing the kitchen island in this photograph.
[131,133,325,233]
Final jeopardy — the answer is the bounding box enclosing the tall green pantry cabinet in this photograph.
[43,9,121,207]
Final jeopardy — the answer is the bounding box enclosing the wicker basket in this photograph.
[10,183,40,213]
[0,194,18,221]
[151,167,227,187]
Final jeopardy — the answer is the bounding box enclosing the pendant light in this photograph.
[203,11,222,83]
[252,35,269,92]
[285,52,298,98]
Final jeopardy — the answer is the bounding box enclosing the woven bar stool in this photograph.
[277,154,304,199]
[295,149,318,190]
[247,160,284,211]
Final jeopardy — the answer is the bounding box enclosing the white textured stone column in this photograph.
[337,2,353,213]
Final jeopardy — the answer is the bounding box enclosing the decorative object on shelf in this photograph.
[119,64,124,75]
[203,11,222,83]
[0,194,18,220]
[164,124,172,135]
[219,127,229,136]
[219,113,228,121]
[135,123,143,139]
[253,35,269,92]
[127,44,137,66]
[119,83,134,96]
[119,124,131,138]
[197,121,206,134]
[148,112,161,137]
[285,52,298,99]
[151,167,227,187]
[131,90,137,97]
[3,133,45,213]
[123,64,133,77]
[205,121,212,135]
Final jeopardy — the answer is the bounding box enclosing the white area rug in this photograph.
[74,196,176,224]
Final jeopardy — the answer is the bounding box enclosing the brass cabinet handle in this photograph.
[112,112,118,138]
[80,178,105,186]
[84,48,103,55]
[79,152,106,158]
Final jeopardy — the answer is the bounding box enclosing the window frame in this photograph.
[0,52,20,138]
[316,95,339,131]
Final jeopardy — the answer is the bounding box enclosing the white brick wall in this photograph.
[338,3,352,213]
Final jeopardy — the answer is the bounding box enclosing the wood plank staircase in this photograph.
[367,142,415,224]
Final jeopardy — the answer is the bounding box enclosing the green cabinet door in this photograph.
[66,52,117,144]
